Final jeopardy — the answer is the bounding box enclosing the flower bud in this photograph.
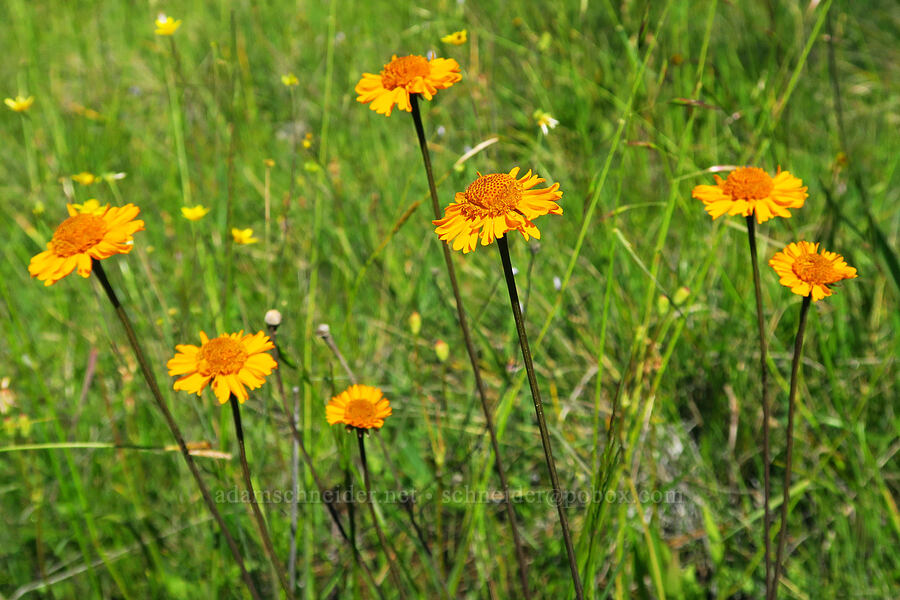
[408,312,422,336]
[434,340,450,363]
[265,309,282,327]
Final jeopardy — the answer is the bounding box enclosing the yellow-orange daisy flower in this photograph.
[691,166,807,224]
[28,204,145,286]
[326,384,392,430]
[433,167,562,253]
[167,331,277,404]
[769,241,857,302]
[355,54,461,116]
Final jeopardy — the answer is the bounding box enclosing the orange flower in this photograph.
[769,241,857,302]
[29,204,144,286]
[355,54,461,116]
[167,331,277,404]
[326,384,392,429]
[691,167,807,223]
[434,167,562,253]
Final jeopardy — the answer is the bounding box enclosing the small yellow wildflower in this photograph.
[302,132,313,149]
[281,73,299,86]
[71,199,108,215]
[71,172,97,186]
[4,96,34,112]
[263,158,275,168]
[154,14,182,36]
[181,205,210,221]
[533,110,559,135]
[441,30,468,45]
[232,228,259,245]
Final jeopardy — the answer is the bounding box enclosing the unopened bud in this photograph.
[672,286,690,306]
[265,309,282,327]
[434,340,450,363]
[408,312,422,336]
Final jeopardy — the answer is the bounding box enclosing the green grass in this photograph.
[1,1,898,598]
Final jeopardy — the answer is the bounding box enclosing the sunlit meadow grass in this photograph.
[2,1,898,598]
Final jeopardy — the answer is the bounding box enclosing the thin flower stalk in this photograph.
[229,394,294,600]
[356,428,408,598]
[769,294,810,600]
[496,236,584,600]
[746,215,773,591]
[409,93,532,598]
[91,261,262,600]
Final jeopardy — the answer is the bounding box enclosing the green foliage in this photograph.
[1,0,897,598]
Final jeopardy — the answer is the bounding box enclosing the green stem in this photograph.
[409,92,532,599]
[356,429,408,598]
[495,236,584,600]
[769,294,811,600]
[229,394,294,600]
[91,260,261,600]
[165,37,191,206]
[746,215,772,594]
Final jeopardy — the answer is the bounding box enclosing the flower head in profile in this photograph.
[232,228,258,244]
[4,96,34,112]
[441,30,468,45]
[434,167,562,253]
[326,384,392,430]
[769,241,857,302]
[281,73,299,87]
[691,166,807,224]
[168,331,277,404]
[154,14,182,36]
[533,109,559,135]
[355,54,461,116]
[181,205,210,221]
[29,204,144,286]
[71,172,97,186]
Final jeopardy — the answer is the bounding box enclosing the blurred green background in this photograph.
[1,0,897,598]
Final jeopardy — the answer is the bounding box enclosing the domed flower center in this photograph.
[346,399,376,425]
[199,337,248,376]
[51,214,108,257]
[465,173,523,214]
[381,55,430,90]
[722,167,774,200]
[792,253,841,285]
